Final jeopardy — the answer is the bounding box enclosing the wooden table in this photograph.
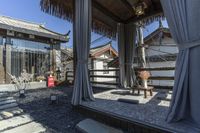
[132,86,154,98]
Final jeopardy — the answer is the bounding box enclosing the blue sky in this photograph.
[0,0,168,50]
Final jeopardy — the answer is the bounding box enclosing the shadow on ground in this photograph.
[12,85,112,133]
[14,86,83,133]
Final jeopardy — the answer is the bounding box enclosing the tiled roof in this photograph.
[0,16,67,42]
[144,27,171,43]
[90,41,113,56]
[61,41,118,59]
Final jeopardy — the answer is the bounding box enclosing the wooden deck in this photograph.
[76,89,199,133]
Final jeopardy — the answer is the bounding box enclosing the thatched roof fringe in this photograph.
[40,0,164,39]
[41,0,116,38]
[92,19,116,39]
[139,13,165,26]
[40,0,73,22]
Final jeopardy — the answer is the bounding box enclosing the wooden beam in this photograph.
[125,9,163,23]
[90,75,119,78]
[120,0,134,14]
[73,0,77,79]
[149,76,174,80]
[89,69,119,72]
[91,81,118,85]
[134,67,175,71]
[92,0,123,22]
[149,85,173,90]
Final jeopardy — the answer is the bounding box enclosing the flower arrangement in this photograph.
[36,76,46,82]
[138,71,150,80]
[138,71,150,88]
[8,69,33,97]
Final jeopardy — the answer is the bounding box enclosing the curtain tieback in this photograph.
[78,60,88,64]
[179,40,200,51]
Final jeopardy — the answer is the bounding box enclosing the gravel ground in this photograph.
[11,86,85,133]
[82,89,200,133]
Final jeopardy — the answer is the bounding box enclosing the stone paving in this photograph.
[0,92,46,133]
[76,119,124,133]
[0,86,88,133]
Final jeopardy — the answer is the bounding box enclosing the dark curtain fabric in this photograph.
[117,23,137,88]
[71,0,94,105]
[161,0,200,129]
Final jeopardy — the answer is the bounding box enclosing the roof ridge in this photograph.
[91,41,112,50]
[40,26,66,36]
[0,15,43,26]
[0,15,67,41]
[144,27,170,41]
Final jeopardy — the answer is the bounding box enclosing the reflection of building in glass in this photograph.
[0,16,67,84]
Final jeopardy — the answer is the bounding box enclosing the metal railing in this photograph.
[66,67,175,89]
[65,69,120,88]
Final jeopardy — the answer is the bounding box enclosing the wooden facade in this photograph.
[0,16,67,83]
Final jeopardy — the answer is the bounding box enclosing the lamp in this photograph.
[50,94,58,104]
[134,1,148,16]
[19,89,25,98]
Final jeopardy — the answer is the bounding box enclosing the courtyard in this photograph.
[0,86,85,133]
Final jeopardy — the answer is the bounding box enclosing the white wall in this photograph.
[93,52,116,83]
[145,37,177,87]
[146,37,178,56]
[148,61,175,86]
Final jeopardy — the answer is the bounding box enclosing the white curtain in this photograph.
[118,23,137,88]
[71,0,94,105]
[161,0,200,128]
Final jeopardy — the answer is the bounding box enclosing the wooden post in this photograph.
[50,44,56,74]
[138,26,147,88]
[73,0,77,83]
[0,36,5,84]
[138,27,146,68]
[5,37,12,83]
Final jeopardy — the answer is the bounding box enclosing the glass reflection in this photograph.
[10,38,51,80]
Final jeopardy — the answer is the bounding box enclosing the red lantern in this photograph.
[48,76,55,88]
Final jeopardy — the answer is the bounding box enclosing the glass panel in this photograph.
[10,38,51,81]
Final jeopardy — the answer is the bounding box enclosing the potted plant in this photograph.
[9,69,33,98]
[138,71,150,88]
[36,75,46,82]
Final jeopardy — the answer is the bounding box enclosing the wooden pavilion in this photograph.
[40,0,200,132]
[40,0,164,88]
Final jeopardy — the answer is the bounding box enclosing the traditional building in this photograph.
[0,16,67,84]
[108,27,178,87]
[61,42,118,82]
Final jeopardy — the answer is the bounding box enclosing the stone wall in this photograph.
[0,81,47,92]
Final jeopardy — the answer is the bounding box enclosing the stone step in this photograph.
[0,115,3,120]
[169,91,173,94]
[0,93,9,98]
[3,107,24,115]
[0,115,33,131]
[157,93,172,101]
[0,107,24,119]
[0,111,14,119]
[0,92,7,96]
[118,98,139,104]
[1,121,46,133]
[0,103,18,110]
[0,99,16,106]
[76,119,123,133]
[0,97,14,102]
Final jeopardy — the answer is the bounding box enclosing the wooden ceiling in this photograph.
[93,0,163,23]
[41,0,163,38]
